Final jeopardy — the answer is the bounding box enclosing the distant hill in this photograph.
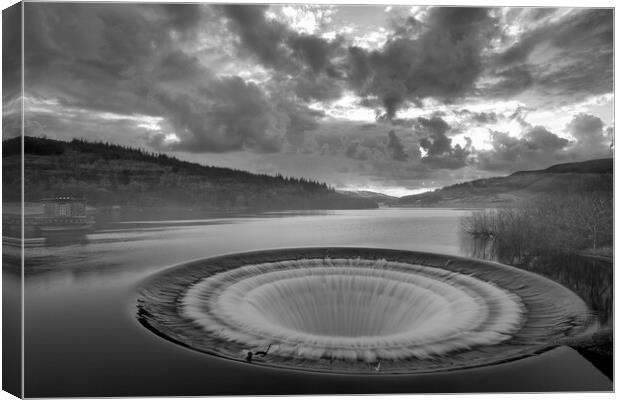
[3,136,377,212]
[512,158,612,175]
[398,158,613,207]
[336,190,399,205]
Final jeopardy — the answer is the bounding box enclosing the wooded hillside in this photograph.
[3,136,377,211]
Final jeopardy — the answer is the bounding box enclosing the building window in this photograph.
[58,204,70,216]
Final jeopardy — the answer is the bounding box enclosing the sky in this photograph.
[3,3,614,196]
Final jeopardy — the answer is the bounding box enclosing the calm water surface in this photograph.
[9,208,611,396]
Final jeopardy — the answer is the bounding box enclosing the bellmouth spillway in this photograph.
[137,248,594,374]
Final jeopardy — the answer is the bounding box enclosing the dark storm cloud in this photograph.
[313,130,379,161]
[414,116,471,170]
[262,79,327,143]
[155,50,209,81]
[222,6,501,119]
[219,5,293,71]
[498,10,612,66]
[220,5,345,102]
[508,106,534,128]
[457,110,498,124]
[2,3,22,104]
[418,122,451,156]
[346,8,498,118]
[344,142,371,161]
[159,4,205,34]
[24,106,154,148]
[525,126,570,150]
[2,109,21,140]
[357,97,383,111]
[23,3,325,154]
[346,46,373,93]
[476,112,613,173]
[488,9,613,99]
[568,114,604,141]
[2,4,22,140]
[17,4,615,189]
[293,75,344,102]
[150,77,286,153]
[359,123,380,131]
[527,7,558,22]
[422,141,471,170]
[537,55,612,101]
[221,5,345,77]
[415,116,453,153]
[477,126,571,172]
[299,121,422,168]
[387,130,407,161]
[289,34,332,74]
[566,113,613,157]
[486,65,534,98]
[277,102,324,146]
[23,3,198,114]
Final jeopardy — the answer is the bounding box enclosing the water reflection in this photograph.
[42,233,90,247]
[461,235,613,326]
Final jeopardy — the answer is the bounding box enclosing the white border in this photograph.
[0,1,616,400]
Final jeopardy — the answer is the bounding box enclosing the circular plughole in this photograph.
[137,248,594,374]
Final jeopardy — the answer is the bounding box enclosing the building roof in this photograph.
[41,196,86,202]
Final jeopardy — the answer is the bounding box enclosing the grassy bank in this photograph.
[461,191,612,259]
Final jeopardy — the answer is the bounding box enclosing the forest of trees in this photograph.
[3,136,377,211]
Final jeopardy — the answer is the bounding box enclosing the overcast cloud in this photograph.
[10,4,614,195]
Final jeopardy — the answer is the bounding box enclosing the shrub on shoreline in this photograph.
[461,192,612,259]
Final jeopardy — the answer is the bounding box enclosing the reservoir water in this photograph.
[5,208,612,396]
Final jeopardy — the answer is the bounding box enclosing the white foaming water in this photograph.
[182,258,525,362]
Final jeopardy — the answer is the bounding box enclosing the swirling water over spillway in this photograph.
[137,248,595,373]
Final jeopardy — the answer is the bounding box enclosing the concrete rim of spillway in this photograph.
[136,247,595,375]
